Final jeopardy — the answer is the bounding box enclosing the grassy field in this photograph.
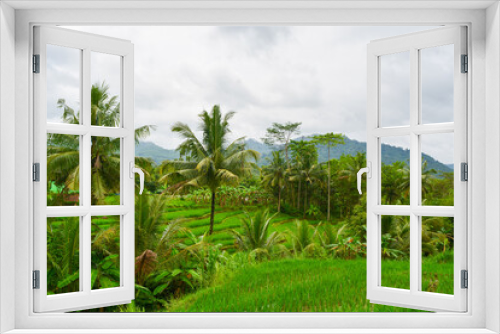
[167,257,453,312]
[86,198,454,313]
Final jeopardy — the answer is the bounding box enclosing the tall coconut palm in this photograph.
[163,105,260,235]
[49,82,155,204]
[301,163,325,218]
[400,160,436,202]
[289,140,319,215]
[312,133,345,221]
[262,151,287,212]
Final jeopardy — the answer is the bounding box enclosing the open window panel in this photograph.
[365,26,467,312]
[33,26,137,312]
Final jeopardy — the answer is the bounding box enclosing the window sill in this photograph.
[3,330,497,334]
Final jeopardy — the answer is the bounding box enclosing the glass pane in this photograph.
[46,44,81,124]
[380,51,410,127]
[381,136,410,205]
[47,134,80,206]
[421,133,454,206]
[91,136,120,205]
[421,45,454,124]
[91,52,121,127]
[381,215,410,290]
[47,217,80,295]
[421,216,454,295]
[91,216,120,290]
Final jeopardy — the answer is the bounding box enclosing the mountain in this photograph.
[135,141,179,164]
[135,136,453,174]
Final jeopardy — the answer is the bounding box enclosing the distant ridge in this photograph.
[136,136,452,174]
[135,141,179,163]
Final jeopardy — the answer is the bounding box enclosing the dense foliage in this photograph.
[46,88,455,313]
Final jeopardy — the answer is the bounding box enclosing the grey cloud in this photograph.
[215,26,291,53]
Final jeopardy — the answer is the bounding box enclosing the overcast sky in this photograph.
[49,25,454,164]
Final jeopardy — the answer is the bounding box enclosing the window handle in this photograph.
[130,162,145,195]
[357,162,371,195]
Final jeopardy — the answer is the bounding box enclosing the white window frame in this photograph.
[33,26,136,313]
[1,2,499,333]
[366,26,467,312]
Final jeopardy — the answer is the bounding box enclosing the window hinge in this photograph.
[33,270,40,289]
[33,55,40,73]
[33,163,40,182]
[461,270,468,289]
[461,54,468,73]
[33,54,40,73]
[461,162,468,181]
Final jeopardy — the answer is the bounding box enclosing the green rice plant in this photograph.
[167,258,430,313]
[163,208,213,220]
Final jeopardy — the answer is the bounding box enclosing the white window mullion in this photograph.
[122,47,135,296]
[33,27,49,305]
[409,46,420,294]
[453,26,468,307]
[81,47,92,295]
[81,214,91,295]
[366,45,379,298]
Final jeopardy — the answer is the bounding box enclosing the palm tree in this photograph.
[312,133,345,221]
[380,161,406,205]
[49,82,155,204]
[47,217,80,294]
[288,219,323,257]
[262,151,287,212]
[135,194,169,255]
[289,140,320,217]
[400,160,436,203]
[163,105,260,235]
[91,217,121,289]
[262,122,301,168]
[47,134,80,205]
[230,209,283,259]
[301,163,325,218]
[338,152,367,216]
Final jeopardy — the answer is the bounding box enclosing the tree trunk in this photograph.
[278,187,282,213]
[285,143,290,169]
[327,146,331,221]
[303,183,308,218]
[209,191,216,235]
[297,180,301,210]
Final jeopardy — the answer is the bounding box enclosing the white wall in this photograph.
[4,4,492,332]
[486,2,500,333]
[0,1,16,333]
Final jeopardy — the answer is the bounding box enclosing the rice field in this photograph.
[167,258,449,312]
[88,199,454,313]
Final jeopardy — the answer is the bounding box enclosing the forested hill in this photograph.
[136,136,453,173]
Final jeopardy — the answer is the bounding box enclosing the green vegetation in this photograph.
[168,258,451,312]
[47,86,455,313]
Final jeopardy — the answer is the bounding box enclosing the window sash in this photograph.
[366,26,468,312]
[33,26,135,313]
